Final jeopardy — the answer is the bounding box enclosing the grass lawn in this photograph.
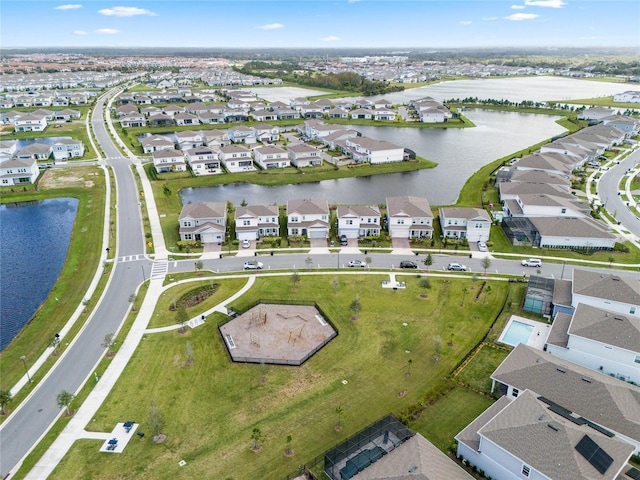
[410,386,495,452]
[50,274,506,480]
[456,344,510,395]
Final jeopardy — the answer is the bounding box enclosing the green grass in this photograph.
[456,344,510,395]
[410,386,494,452]
[49,274,506,480]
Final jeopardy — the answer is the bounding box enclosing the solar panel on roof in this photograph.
[575,435,614,475]
[626,466,640,480]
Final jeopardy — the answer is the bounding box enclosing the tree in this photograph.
[49,335,61,356]
[481,257,492,275]
[405,358,413,377]
[349,294,362,319]
[335,406,344,431]
[128,293,138,312]
[251,427,264,451]
[305,256,313,270]
[291,271,300,291]
[608,256,614,267]
[101,333,115,357]
[0,390,12,415]
[419,277,431,291]
[284,434,294,456]
[423,253,433,271]
[194,260,204,275]
[149,403,164,437]
[176,306,189,333]
[364,256,372,268]
[57,390,74,416]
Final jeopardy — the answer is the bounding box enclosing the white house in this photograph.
[373,108,396,121]
[286,199,330,239]
[173,113,199,126]
[252,124,280,143]
[503,193,590,219]
[336,205,381,239]
[14,114,48,132]
[185,147,222,175]
[490,343,640,455]
[287,143,322,168]
[344,137,404,164]
[528,216,616,250]
[178,202,226,244]
[0,157,40,185]
[349,108,373,120]
[578,106,616,121]
[613,90,640,103]
[234,204,280,241]
[546,303,640,384]
[228,125,256,144]
[141,135,175,154]
[438,207,491,242]
[119,113,145,128]
[203,129,230,148]
[175,130,204,149]
[456,390,634,480]
[0,140,18,156]
[570,269,640,317]
[253,145,289,169]
[15,143,52,160]
[52,139,84,161]
[218,145,254,173]
[152,149,187,173]
[386,196,433,238]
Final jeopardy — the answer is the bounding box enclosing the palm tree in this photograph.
[56,390,74,416]
[251,427,264,451]
[0,390,12,415]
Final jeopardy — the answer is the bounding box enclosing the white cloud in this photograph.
[482,16,499,20]
[55,4,82,10]
[505,13,539,20]
[511,4,526,9]
[95,28,119,34]
[525,0,566,7]
[322,35,340,42]
[459,20,472,25]
[347,0,361,3]
[256,23,284,30]
[73,30,87,35]
[98,6,157,17]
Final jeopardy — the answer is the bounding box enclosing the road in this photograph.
[0,90,152,477]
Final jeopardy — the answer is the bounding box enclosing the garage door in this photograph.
[309,229,326,239]
[237,232,256,241]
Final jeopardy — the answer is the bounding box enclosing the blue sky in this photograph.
[2,0,639,49]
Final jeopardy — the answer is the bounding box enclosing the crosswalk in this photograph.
[150,260,168,281]
[116,254,144,263]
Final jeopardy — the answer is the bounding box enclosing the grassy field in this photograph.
[49,274,507,480]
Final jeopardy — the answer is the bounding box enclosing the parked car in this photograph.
[447,263,467,271]
[339,235,348,246]
[588,161,601,168]
[521,258,542,267]
[399,261,417,269]
[348,260,366,268]
[242,239,250,249]
[243,261,263,270]
[477,241,488,252]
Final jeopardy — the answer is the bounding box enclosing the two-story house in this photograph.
[344,137,404,164]
[337,205,381,239]
[386,196,433,239]
[185,147,221,175]
[141,135,175,154]
[438,207,491,242]
[152,149,187,173]
[0,157,40,185]
[286,199,330,239]
[252,124,280,143]
[228,125,256,145]
[234,204,280,241]
[14,113,48,132]
[287,143,322,168]
[218,145,254,173]
[52,139,84,161]
[253,145,289,169]
[178,202,227,244]
[175,130,204,150]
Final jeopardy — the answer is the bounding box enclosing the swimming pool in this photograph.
[500,320,534,347]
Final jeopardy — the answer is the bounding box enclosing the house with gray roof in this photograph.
[337,205,381,239]
[546,303,640,384]
[0,157,40,185]
[490,343,640,454]
[14,113,48,132]
[498,181,574,202]
[52,139,84,161]
[602,115,640,136]
[178,202,226,244]
[438,207,491,242]
[253,145,289,169]
[185,147,221,176]
[503,193,591,219]
[571,269,640,317]
[286,199,330,239]
[152,149,186,173]
[234,204,280,241]
[386,196,433,239]
[456,390,634,480]
[495,168,571,189]
[141,135,175,154]
[528,216,616,250]
[15,143,52,160]
[578,107,616,122]
[287,143,322,168]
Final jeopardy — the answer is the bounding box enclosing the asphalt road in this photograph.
[0,91,151,477]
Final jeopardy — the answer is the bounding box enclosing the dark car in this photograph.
[399,261,417,269]
[339,235,348,246]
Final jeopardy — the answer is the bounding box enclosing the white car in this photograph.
[521,258,542,267]
[348,260,365,267]
[243,261,263,270]
[242,239,250,249]
[447,263,467,271]
[477,241,488,252]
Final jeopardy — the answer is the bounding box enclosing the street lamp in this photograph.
[20,355,32,383]
[141,265,146,284]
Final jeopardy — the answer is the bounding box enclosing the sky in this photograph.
[1,0,639,49]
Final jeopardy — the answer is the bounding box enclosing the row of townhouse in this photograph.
[1,108,82,133]
[177,196,491,243]
[495,118,640,250]
[0,90,95,106]
[409,96,454,123]
[0,71,134,92]
[456,269,640,480]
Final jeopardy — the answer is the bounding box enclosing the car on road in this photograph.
[477,241,488,252]
[243,261,263,270]
[521,258,542,267]
[242,239,250,249]
[348,260,366,268]
[447,263,468,271]
[399,261,418,269]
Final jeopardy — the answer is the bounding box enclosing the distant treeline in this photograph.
[235,61,404,96]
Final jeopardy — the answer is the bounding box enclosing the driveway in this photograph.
[391,237,410,249]
[309,238,330,254]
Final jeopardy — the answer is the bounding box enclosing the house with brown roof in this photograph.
[152,149,187,173]
[218,145,254,173]
[141,135,175,154]
[253,145,289,169]
[286,199,330,239]
[178,202,226,244]
[386,196,433,239]
[456,390,634,480]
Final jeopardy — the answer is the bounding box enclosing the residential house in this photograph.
[502,193,591,219]
[438,207,491,242]
[0,140,18,157]
[350,108,373,120]
[185,102,210,115]
[286,199,330,238]
[253,145,289,169]
[53,109,81,121]
[119,113,145,128]
[353,99,373,109]
[373,99,393,109]
[613,91,640,103]
[498,182,575,203]
[141,135,175,154]
[234,204,280,241]
[162,105,184,116]
[15,143,52,160]
[495,168,571,189]
[602,115,640,136]
[14,114,47,132]
[185,147,222,175]
[228,125,256,144]
[326,108,349,119]
[148,113,174,128]
[528,216,616,250]
[250,109,278,122]
[218,145,254,173]
[321,129,359,150]
[223,109,250,123]
[412,97,453,123]
[115,104,139,117]
[175,130,204,149]
[173,112,199,126]
[152,149,187,173]
[386,196,433,238]
[178,202,227,244]
[313,98,332,110]
[373,108,396,121]
[344,137,404,164]
[287,143,322,168]
[290,97,311,109]
[578,107,616,122]
[32,109,55,121]
[490,343,640,454]
[337,205,381,239]
[304,119,345,139]
[252,124,280,143]
[546,303,640,384]
[570,269,640,318]
[52,139,84,161]
[299,104,324,119]
[0,157,40,185]
[456,390,634,480]
[198,111,225,125]
[140,106,162,118]
[274,107,299,120]
[510,152,579,177]
[203,129,230,148]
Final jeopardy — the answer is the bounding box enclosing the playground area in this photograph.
[219,303,337,366]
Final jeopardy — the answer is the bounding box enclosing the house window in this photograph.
[561,208,566,214]
[397,219,404,225]
[521,464,530,477]
[512,388,519,398]
[346,219,353,225]
[183,221,192,227]
[243,220,250,226]
[291,228,298,235]
[184,234,192,240]
[291,216,298,222]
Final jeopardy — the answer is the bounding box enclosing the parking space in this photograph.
[391,237,410,250]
